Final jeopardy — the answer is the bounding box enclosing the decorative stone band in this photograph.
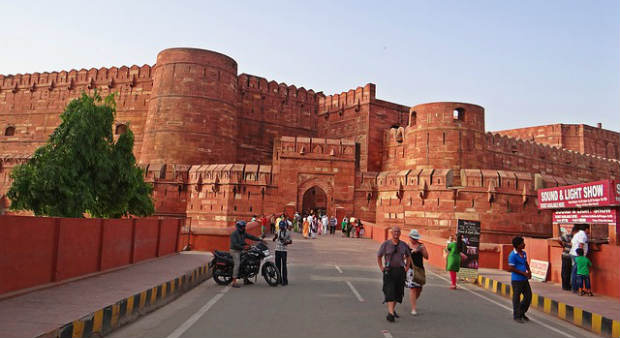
[38,263,212,338]
[476,275,620,338]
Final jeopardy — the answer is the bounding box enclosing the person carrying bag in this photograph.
[405,229,428,315]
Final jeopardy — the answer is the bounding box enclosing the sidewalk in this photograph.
[0,252,212,338]
[477,268,620,337]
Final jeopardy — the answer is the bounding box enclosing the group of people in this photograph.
[228,217,293,288]
[258,211,365,239]
[377,226,429,322]
[558,224,593,296]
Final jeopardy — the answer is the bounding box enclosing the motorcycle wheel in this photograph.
[213,269,232,285]
[261,262,281,287]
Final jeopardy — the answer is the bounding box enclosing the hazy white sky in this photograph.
[1,0,618,132]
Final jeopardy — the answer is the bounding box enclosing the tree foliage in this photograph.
[8,92,154,218]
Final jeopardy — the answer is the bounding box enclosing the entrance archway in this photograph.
[302,186,327,215]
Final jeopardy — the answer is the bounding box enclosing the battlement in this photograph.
[238,73,321,105]
[277,136,356,160]
[0,65,153,93]
[486,132,619,167]
[494,123,620,160]
[317,83,376,114]
[187,163,272,186]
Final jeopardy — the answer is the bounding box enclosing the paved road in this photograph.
[110,233,597,338]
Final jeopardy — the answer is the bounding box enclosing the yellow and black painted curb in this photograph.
[476,275,620,338]
[37,262,213,338]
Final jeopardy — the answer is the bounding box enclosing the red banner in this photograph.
[552,208,618,225]
[538,180,620,209]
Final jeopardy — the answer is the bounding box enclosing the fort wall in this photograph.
[495,124,620,160]
[237,74,320,164]
[0,65,153,159]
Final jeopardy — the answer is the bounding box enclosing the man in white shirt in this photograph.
[569,224,589,293]
[321,214,329,235]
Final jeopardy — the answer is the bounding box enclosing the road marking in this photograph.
[428,271,575,338]
[334,265,343,274]
[345,280,365,302]
[382,329,393,338]
[166,286,230,338]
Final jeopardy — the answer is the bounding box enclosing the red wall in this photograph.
[0,215,182,295]
[178,221,262,252]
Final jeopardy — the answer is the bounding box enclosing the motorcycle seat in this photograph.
[214,250,232,259]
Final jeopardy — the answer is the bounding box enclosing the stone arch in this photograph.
[297,177,334,215]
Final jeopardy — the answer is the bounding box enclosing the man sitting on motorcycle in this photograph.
[230,220,263,288]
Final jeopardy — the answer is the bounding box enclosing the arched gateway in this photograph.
[301,186,328,215]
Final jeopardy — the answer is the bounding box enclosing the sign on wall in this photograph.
[457,219,481,280]
[530,259,549,282]
[538,180,620,209]
[553,208,618,225]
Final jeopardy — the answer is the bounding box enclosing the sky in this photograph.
[1,0,618,132]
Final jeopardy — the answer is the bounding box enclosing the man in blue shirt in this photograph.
[508,236,532,323]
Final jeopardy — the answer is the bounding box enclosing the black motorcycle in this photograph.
[212,242,281,287]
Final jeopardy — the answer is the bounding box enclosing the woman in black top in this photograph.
[406,229,429,316]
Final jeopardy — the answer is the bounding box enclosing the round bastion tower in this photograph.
[404,102,487,172]
[140,48,239,164]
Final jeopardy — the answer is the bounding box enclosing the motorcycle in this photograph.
[211,241,281,287]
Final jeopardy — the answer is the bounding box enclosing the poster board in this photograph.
[530,259,549,282]
[456,219,481,281]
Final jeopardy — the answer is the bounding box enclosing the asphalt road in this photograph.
[110,233,597,338]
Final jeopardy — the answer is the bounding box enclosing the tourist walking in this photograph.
[570,224,589,293]
[444,233,463,289]
[311,217,318,239]
[405,229,428,315]
[302,217,310,239]
[329,216,337,235]
[508,236,532,323]
[260,214,267,237]
[341,217,348,237]
[574,248,593,296]
[269,214,276,234]
[273,219,292,286]
[321,214,329,236]
[558,226,576,291]
[377,226,411,322]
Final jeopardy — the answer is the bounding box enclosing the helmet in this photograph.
[235,220,247,231]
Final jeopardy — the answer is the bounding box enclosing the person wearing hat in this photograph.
[406,229,428,315]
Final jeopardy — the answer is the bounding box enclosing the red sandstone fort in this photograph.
[1,47,619,244]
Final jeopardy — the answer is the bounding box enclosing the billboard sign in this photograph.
[538,180,620,209]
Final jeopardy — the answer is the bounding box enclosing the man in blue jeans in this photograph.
[508,236,532,323]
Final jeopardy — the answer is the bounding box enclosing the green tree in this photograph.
[7,92,154,218]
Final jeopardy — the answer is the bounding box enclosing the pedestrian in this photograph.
[570,224,589,293]
[355,219,363,238]
[311,217,318,239]
[508,236,532,323]
[377,226,411,322]
[322,214,329,236]
[347,217,355,237]
[329,216,337,235]
[405,229,428,315]
[302,217,310,239]
[557,226,577,291]
[294,211,301,232]
[574,248,593,296]
[358,220,365,238]
[341,217,348,237]
[444,233,463,289]
[260,214,268,237]
[270,214,276,234]
[273,219,292,286]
